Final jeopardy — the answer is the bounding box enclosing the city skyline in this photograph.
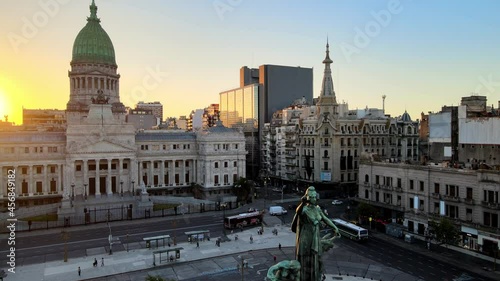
[1,0,500,125]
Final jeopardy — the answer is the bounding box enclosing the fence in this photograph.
[0,201,234,233]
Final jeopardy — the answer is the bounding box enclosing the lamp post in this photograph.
[107,222,113,255]
[84,183,88,201]
[126,233,129,252]
[221,203,227,237]
[131,180,135,197]
[71,183,75,204]
[120,180,123,197]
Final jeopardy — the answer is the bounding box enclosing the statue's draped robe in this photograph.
[292,204,323,281]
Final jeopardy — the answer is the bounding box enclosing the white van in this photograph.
[269,206,287,216]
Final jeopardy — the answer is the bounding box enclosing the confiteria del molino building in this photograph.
[0,1,247,217]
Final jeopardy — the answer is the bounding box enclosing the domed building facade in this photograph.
[0,1,246,221]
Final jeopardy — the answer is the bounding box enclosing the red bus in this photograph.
[224,211,263,229]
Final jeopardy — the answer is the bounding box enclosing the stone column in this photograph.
[29,165,33,195]
[138,161,143,185]
[170,160,175,186]
[83,159,88,195]
[43,164,48,194]
[95,159,101,197]
[107,159,112,195]
[118,158,123,193]
[160,160,165,187]
[149,161,154,187]
[70,161,75,197]
[58,164,62,193]
[182,160,186,185]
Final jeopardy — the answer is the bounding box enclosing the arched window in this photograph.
[365,174,369,183]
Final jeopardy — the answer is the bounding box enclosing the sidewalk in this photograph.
[369,229,500,281]
[7,224,296,281]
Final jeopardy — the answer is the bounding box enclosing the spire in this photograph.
[319,40,336,100]
[88,0,100,23]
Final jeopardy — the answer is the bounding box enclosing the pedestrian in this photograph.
[273,255,276,263]
[250,235,253,244]
[279,243,282,250]
[101,257,104,266]
[78,266,81,276]
[196,241,199,248]
[235,234,238,241]
[93,258,97,267]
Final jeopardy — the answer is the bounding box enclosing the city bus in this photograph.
[224,211,263,229]
[332,218,369,242]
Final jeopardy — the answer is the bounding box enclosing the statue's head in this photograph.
[304,186,317,204]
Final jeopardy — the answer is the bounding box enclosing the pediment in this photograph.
[71,140,135,154]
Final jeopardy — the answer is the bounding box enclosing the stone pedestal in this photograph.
[138,192,153,208]
[58,199,76,216]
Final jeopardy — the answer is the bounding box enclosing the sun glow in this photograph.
[0,89,8,121]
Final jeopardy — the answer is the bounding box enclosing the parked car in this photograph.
[269,206,287,216]
[331,200,343,205]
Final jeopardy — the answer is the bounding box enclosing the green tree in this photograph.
[355,202,378,219]
[429,218,460,247]
[188,182,204,199]
[233,177,254,203]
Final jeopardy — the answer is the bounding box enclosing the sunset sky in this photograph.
[1,0,500,125]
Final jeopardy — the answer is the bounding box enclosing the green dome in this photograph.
[71,1,116,66]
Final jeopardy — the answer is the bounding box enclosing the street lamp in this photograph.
[221,203,227,237]
[107,222,113,255]
[120,180,123,197]
[84,183,88,201]
[131,180,135,197]
[71,183,75,202]
[126,233,129,252]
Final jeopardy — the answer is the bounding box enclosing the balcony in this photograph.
[394,187,403,193]
[481,201,500,210]
[442,194,460,203]
[431,193,440,199]
[463,198,475,205]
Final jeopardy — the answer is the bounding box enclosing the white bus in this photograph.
[332,218,369,242]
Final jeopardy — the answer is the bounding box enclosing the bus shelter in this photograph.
[184,230,210,243]
[152,247,183,266]
[143,234,171,249]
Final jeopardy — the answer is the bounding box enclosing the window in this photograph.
[36,182,42,193]
[365,189,369,199]
[234,144,239,149]
[36,167,42,174]
[434,183,440,194]
[175,161,179,168]
[466,187,473,200]
[224,162,228,168]
[397,178,402,188]
[214,175,219,185]
[214,162,219,169]
[233,161,237,167]
[323,162,328,170]
[22,168,27,175]
[223,144,229,150]
[409,180,414,190]
[76,165,82,172]
[409,198,414,209]
[24,147,29,153]
[419,181,424,192]
[446,185,459,197]
[142,162,147,169]
[364,174,369,183]
[483,212,499,227]
[50,166,56,173]
[123,163,128,170]
[375,175,380,185]
[154,162,158,169]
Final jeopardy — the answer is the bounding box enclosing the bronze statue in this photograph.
[266,260,301,281]
[291,186,340,281]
